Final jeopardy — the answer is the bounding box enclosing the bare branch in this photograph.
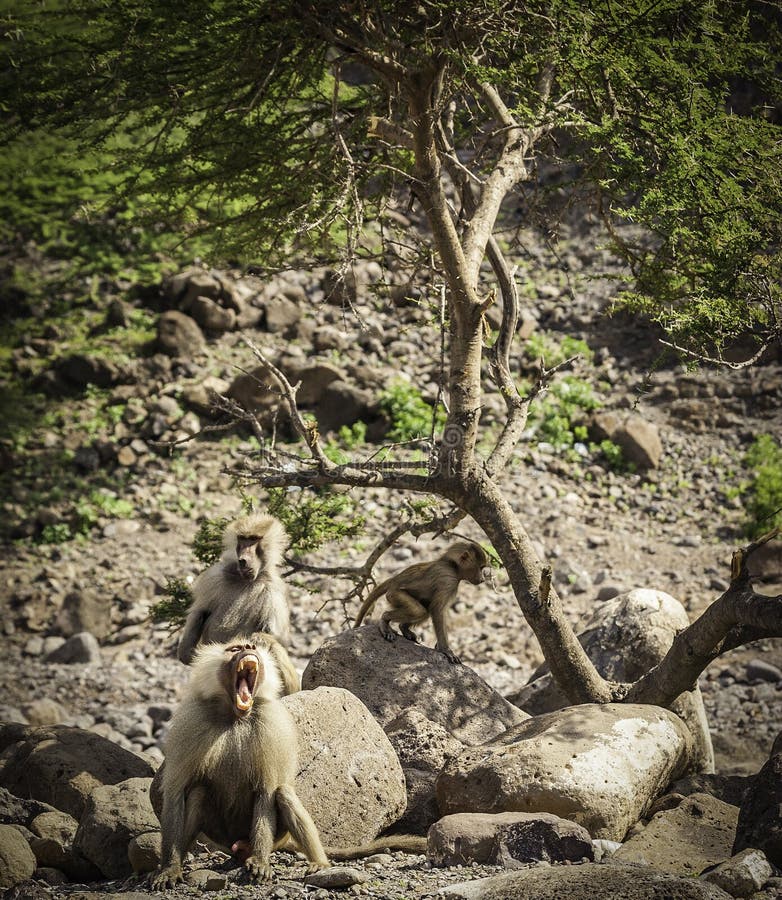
[659,337,775,370]
[241,336,332,469]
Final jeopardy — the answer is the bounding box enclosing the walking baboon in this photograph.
[178,513,291,664]
[354,541,490,663]
[152,637,328,889]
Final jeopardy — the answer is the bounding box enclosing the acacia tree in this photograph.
[3,0,781,705]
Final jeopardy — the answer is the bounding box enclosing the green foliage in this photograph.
[379,381,446,443]
[529,376,602,448]
[595,439,634,474]
[266,487,365,555]
[191,517,230,567]
[150,577,193,627]
[743,435,782,538]
[338,421,367,449]
[523,333,594,368]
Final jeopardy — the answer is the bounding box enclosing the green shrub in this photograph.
[379,381,445,442]
[529,376,602,448]
[743,434,782,538]
[267,487,364,555]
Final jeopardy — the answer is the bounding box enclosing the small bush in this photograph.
[379,381,445,442]
[267,487,364,555]
[743,434,782,538]
[529,376,602,448]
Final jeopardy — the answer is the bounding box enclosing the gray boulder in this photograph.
[73,777,158,878]
[302,627,528,745]
[437,703,692,841]
[283,686,407,845]
[0,724,153,819]
[510,589,714,774]
[428,812,593,867]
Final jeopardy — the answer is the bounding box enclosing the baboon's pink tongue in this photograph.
[238,677,252,703]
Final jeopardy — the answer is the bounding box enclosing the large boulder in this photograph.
[733,752,782,865]
[385,709,465,833]
[440,862,733,899]
[509,589,714,774]
[0,823,36,889]
[428,812,593,867]
[282,687,407,846]
[302,627,528,745]
[0,724,153,819]
[437,703,692,841]
[614,793,739,875]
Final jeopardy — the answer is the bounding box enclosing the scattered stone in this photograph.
[303,627,527,745]
[745,659,782,683]
[701,848,773,898]
[127,830,161,875]
[590,412,663,469]
[155,310,206,357]
[73,777,158,878]
[437,703,692,841]
[186,295,236,334]
[55,590,112,640]
[263,295,302,334]
[44,632,101,665]
[428,812,593,867]
[304,866,368,888]
[0,724,153,819]
[439,862,734,899]
[55,354,122,390]
[614,793,739,875]
[733,752,782,866]
[21,699,65,727]
[0,823,37,889]
[282,686,407,845]
[185,868,229,890]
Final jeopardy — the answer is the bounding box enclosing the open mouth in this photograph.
[234,654,259,714]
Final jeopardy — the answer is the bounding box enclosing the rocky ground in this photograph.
[1,213,781,897]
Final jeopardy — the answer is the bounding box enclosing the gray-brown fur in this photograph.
[354,541,490,663]
[152,637,328,889]
[178,513,291,664]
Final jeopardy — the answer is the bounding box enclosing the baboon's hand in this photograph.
[151,865,184,890]
[245,855,273,882]
[442,648,461,664]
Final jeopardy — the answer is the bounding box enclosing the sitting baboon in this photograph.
[153,637,328,889]
[354,541,490,663]
[178,512,291,664]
